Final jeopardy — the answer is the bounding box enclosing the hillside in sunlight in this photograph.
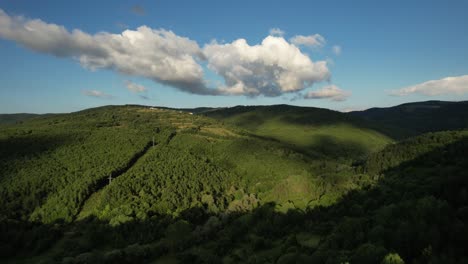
[203,104,392,160]
[0,105,369,225]
[0,104,467,263]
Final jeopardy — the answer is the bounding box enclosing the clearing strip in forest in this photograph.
[75,131,177,220]
[74,141,155,220]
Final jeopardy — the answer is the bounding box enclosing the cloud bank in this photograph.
[390,75,468,96]
[304,85,350,101]
[0,9,341,99]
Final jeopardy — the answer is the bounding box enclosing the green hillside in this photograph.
[0,105,370,224]
[203,104,392,160]
[1,104,467,263]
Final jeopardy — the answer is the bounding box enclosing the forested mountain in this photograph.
[0,104,467,263]
[349,100,468,139]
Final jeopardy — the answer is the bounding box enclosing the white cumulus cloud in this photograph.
[203,36,330,97]
[389,75,468,96]
[0,9,335,98]
[125,81,147,93]
[0,9,216,95]
[290,34,326,47]
[304,85,350,101]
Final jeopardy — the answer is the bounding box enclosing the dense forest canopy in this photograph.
[0,103,467,263]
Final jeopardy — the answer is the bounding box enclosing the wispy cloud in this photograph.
[131,5,146,16]
[389,75,468,96]
[304,85,350,101]
[82,90,114,99]
[269,28,285,37]
[340,106,368,112]
[125,80,147,93]
[116,23,129,30]
[332,45,341,55]
[290,34,326,48]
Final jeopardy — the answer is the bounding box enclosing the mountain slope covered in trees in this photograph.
[0,104,467,263]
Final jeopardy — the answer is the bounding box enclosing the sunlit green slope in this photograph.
[0,105,369,226]
[203,104,392,159]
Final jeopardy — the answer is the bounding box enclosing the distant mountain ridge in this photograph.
[2,100,468,139]
[0,113,40,125]
[349,100,468,139]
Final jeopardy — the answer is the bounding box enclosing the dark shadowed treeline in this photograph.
[349,100,468,139]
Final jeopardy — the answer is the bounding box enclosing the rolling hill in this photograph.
[0,103,467,263]
[0,105,373,225]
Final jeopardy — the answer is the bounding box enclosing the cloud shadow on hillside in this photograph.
[0,133,72,173]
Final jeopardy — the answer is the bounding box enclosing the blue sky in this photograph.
[1,0,468,113]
